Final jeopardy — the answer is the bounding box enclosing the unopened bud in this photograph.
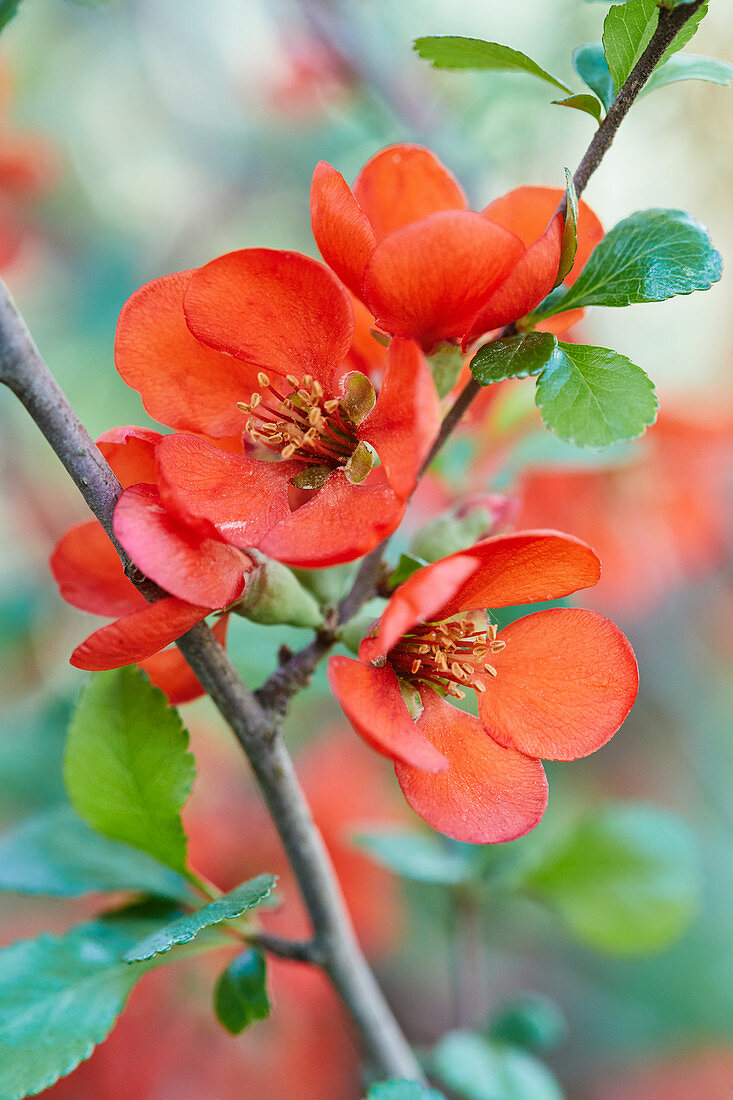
[410,496,515,562]
[337,598,387,655]
[236,555,323,629]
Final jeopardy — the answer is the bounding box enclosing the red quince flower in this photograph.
[329,531,638,844]
[311,143,603,352]
[115,249,441,568]
[51,427,250,701]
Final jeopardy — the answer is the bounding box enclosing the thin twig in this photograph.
[0,280,423,1084]
[248,932,323,964]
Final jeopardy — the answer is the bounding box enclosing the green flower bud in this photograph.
[337,597,387,655]
[236,555,323,629]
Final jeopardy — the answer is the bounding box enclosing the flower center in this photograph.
[388,616,506,699]
[237,372,359,467]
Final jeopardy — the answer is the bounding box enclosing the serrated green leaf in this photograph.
[214,949,270,1033]
[520,804,701,954]
[432,1031,563,1100]
[471,334,560,386]
[413,37,573,93]
[535,208,722,317]
[572,42,616,111]
[0,905,181,1100]
[643,53,733,93]
[64,667,195,875]
[603,0,708,90]
[125,874,276,961]
[367,1082,445,1100]
[535,342,657,449]
[552,93,603,123]
[0,805,194,902]
[354,830,477,885]
[555,169,579,285]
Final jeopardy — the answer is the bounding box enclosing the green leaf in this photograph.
[413,37,573,93]
[0,806,194,902]
[389,553,428,587]
[535,342,657,449]
[125,874,276,961]
[214,949,270,1033]
[367,1082,445,1100]
[471,334,559,386]
[555,169,579,285]
[521,804,701,954]
[0,0,20,33]
[603,0,708,90]
[644,53,733,93]
[535,208,722,316]
[427,341,466,399]
[572,42,615,111]
[432,1031,563,1100]
[488,994,568,1053]
[0,904,182,1100]
[64,667,195,875]
[354,830,477,885]
[552,93,602,123]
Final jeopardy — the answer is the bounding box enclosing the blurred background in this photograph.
[0,0,732,1097]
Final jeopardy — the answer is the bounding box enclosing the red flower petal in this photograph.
[156,433,296,549]
[464,212,563,340]
[360,555,478,664]
[51,520,146,617]
[341,293,389,383]
[113,484,248,608]
[478,608,638,761]
[142,614,229,705]
[311,161,376,297]
[352,144,467,240]
[360,337,441,498]
[395,689,548,843]
[260,468,405,568]
[115,270,256,438]
[183,248,354,390]
[327,655,448,771]
[363,210,524,351]
[97,426,162,488]
[71,597,209,671]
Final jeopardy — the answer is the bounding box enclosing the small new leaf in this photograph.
[367,1082,446,1100]
[64,667,195,875]
[572,43,615,111]
[552,93,603,124]
[354,830,477,885]
[471,333,560,386]
[643,53,733,94]
[0,0,19,33]
[603,0,708,91]
[555,169,579,286]
[125,874,276,961]
[535,342,657,450]
[432,1031,563,1100]
[413,36,573,93]
[214,949,270,1034]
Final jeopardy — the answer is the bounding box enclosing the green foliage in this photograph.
[602,0,708,90]
[64,667,195,875]
[0,903,181,1100]
[427,341,466,398]
[488,994,568,1054]
[519,804,701,954]
[535,208,722,316]
[409,504,493,563]
[0,805,194,902]
[125,874,276,961]
[432,1031,563,1100]
[214,949,271,1033]
[0,0,20,34]
[354,830,478,886]
[535,341,657,449]
[573,43,615,111]
[413,37,572,92]
[389,554,428,587]
[471,334,559,386]
[367,1083,445,1100]
[552,93,602,123]
[555,170,579,285]
[644,53,733,93]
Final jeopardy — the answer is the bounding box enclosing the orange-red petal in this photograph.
[395,689,548,844]
[183,248,354,390]
[142,614,229,705]
[327,655,448,771]
[311,161,376,297]
[51,520,146,617]
[360,337,441,499]
[352,144,467,240]
[478,608,638,761]
[70,597,209,671]
[115,270,256,438]
[363,210,524,351]
[113,484,248,608]
[260,468,405,568]
[97,426,162,488]
[155,433,296,549]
